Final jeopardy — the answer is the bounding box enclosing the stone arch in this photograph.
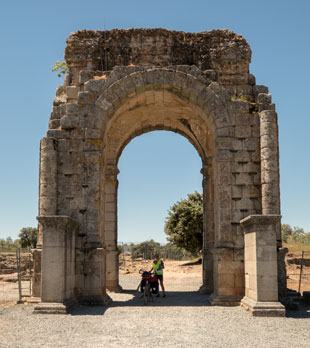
[35,29,285,316]
[92,68,234,297]
[94,68,231,141]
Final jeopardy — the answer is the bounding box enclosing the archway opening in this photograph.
[117,130,204,294]
[100,87,216,297]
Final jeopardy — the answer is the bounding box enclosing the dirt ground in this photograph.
[0,252,32,307]
[286,253,310,294]
[119,254,310,293]
[119,257,201,278]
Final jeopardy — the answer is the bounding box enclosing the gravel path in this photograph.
[0,276,310,348]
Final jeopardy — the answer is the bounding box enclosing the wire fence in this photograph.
[0,248,33,305]
[286,251,310,295]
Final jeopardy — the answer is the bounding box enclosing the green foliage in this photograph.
[0,237,21,251]
[132,239,161,259]
[164,191,203,256]
[52,61,68,78]
[130,240,193,260]
[117,245,123,255]
[160,242,194,260]
[282,224,310,245]
[18,227,38,248]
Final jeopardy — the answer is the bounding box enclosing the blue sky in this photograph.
[0,0,309,243]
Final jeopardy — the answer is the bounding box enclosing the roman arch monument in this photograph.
[33,28,286,316]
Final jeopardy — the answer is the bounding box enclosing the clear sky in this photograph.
[1,0,309,244]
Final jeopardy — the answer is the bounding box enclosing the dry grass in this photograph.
[283,243,310,253]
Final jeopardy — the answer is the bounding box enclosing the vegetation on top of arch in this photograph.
[52,61,68,78]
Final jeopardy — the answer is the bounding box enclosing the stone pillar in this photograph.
[240,215,285,316]
[199,165,213,294]
[208,152,243,305]
[77,247,111,306]
[31,249,42,297]
[260,110,286,298]
[200,248,213,294]
[34,215,80,314]
[209,247,243,306]
[32,137,58,298]
[104,166,122,292]
[260,110,280,216]
[38,137,58,247]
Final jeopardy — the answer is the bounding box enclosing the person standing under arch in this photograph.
[151,253,166,297]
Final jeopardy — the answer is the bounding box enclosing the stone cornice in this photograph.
[240,214,281,228]
[37,215,80,230]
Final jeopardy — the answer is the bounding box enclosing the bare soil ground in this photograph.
[118,258,203,293]
[286,251,310,293]
[119,257,201,278]
[0,252,32,307]
[119,254,310,294]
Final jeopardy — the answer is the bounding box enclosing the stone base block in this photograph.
[33,302,68,314]
[106,284,123,293]
[241,296,285,317]
[21,297,40,304]
[209,293,242,306]
[199,284,212,295]
[77,294,112,306]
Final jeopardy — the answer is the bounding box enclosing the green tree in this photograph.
[164,191,203,255]
[161,242,193,260]
[18,227,38,248]
[0,237,20,251]
[281,224,310,245]
[132,240,161,260]
[281,224,293,243]
[52,61,68,77]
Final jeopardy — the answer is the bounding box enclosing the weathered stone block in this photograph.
[257,93,272,104]
[235,173,253,185]
[258,103,276,112]
[79,70,95,85]
[233,150,251,163]
[235,125,251,139]
[49,119,60,129]
[243,138,260,151]
[46,129,67,139]
[78,91,96,105]
[232,185,242,198]
[66,86,80,99]
[261,170,278,184]
[50,106,61,120]
[60,116,79,130]
[231,100,250,113]
[253,85,268,96]
[260,134,277,149]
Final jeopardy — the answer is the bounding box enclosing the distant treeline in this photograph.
[282,224,310,245]
[0,237,22,251]
[0,227,38,251]
[2,224,309,254]
[119,239,196,261]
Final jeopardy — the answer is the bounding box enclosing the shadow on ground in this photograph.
[285,302,310,319]
[69,290,211,316]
